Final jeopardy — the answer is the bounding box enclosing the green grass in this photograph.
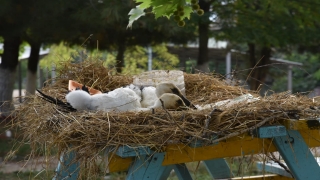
[0,139,32,162]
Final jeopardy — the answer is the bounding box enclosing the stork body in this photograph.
[155,82,196,109]
[141,86,158,108]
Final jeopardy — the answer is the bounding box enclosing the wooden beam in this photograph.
[273,130,320,179]
[107,129,320,172]
[231,174,293,180]
[282,119,320,130]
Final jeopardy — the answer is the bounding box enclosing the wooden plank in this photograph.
[108,154,133,173]
[126,153,173,180]
[53,151,80,180]
[231,174,294,180]
[173,163,193,180]
[203,158,233,178]
[106,129,320,172]
[282,119,320,130]
[253,125,287,138]
[256,161,292,177]
[116,145,152,158]
[162,129,320,166]
[273,130,320,180]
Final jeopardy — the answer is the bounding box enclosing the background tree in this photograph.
[0,0,30,116]
[214,0,320,90]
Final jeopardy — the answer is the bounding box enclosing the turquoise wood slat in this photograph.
[126,153,173,180]
[203,158,234,179]
[116,145,152,158]
[253,125,287,138]
[273,130,320,180]
[53,151,80,180]
[173,163,193,180]
[256,161,292,177]
[156,165,174,180]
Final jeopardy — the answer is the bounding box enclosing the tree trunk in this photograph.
[115,43,126,73]
[25,42,41,95]
[196,0,211,72]
[247,43,271,91]
[0,36,21,117]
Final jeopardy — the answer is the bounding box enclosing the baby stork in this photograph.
[37,86,148,113]
[138,82,196,110]
[155,82,197,109]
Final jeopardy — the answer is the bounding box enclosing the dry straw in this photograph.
[9,60,320,178]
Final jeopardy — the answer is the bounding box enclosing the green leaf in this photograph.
[135,0,152,9]
[153,4,176,18]
[181,6,192,19]
[127,6,146,29]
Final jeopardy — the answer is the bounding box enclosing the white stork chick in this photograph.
[65,90,91,111]
[140,86,158,108]
[124,84,142,102]
[65,87,147,112]
[156,82,196,109]
[151,93,187,110]
[90,87,143,112]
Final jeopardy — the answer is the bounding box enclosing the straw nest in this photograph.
[10,60,320,177]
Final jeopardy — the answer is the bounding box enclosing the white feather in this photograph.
[124,84,142,101]
[151,93,186,110]
[141,86,157,108]
[65,90,91,111]
[90,87,143,112]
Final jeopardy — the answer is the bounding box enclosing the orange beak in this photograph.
[68,80,102,95]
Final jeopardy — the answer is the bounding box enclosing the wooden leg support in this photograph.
[203,158,234,179]
[273,130,320,180]
[53,151,80,180]
[173,163,193,180]
[126,153,174,180]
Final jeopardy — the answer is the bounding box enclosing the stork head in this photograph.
[65,90,91,111]
[152,93,187,110]
[156,82,197,109]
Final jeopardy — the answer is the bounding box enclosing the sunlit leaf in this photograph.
[127,6,146,29]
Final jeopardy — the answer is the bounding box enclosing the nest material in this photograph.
[11,60,320,178]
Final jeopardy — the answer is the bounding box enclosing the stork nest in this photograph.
[8,60,320,178]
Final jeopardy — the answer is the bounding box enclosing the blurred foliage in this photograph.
[39,43,179,75]
[270,52,320,93]
[214,0,320,48]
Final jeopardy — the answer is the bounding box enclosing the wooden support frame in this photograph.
[53,151,80,180]
[203,158,234,179]
[273,130,320,180]
[126,153,173,180]
[54,120,320,179]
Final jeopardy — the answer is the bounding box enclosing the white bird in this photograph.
[124,84,142,102]
[66,87,148,112]
[37,82,195,113]
[151,93,187,110]
[140,86,158,108]
[65,90,91,111]
[155,82,196,109]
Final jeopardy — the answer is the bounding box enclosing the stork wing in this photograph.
[36,90,76,112]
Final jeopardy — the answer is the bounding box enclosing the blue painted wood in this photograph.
[254,125,287,138]
[173,163,193,180]
[116,145,152,158]
[156,165,174,180]
[53,151,80,180]
[256,161,292,177]
[203,158,234,179]
[273,130,320,180]
[126,152,173,180]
